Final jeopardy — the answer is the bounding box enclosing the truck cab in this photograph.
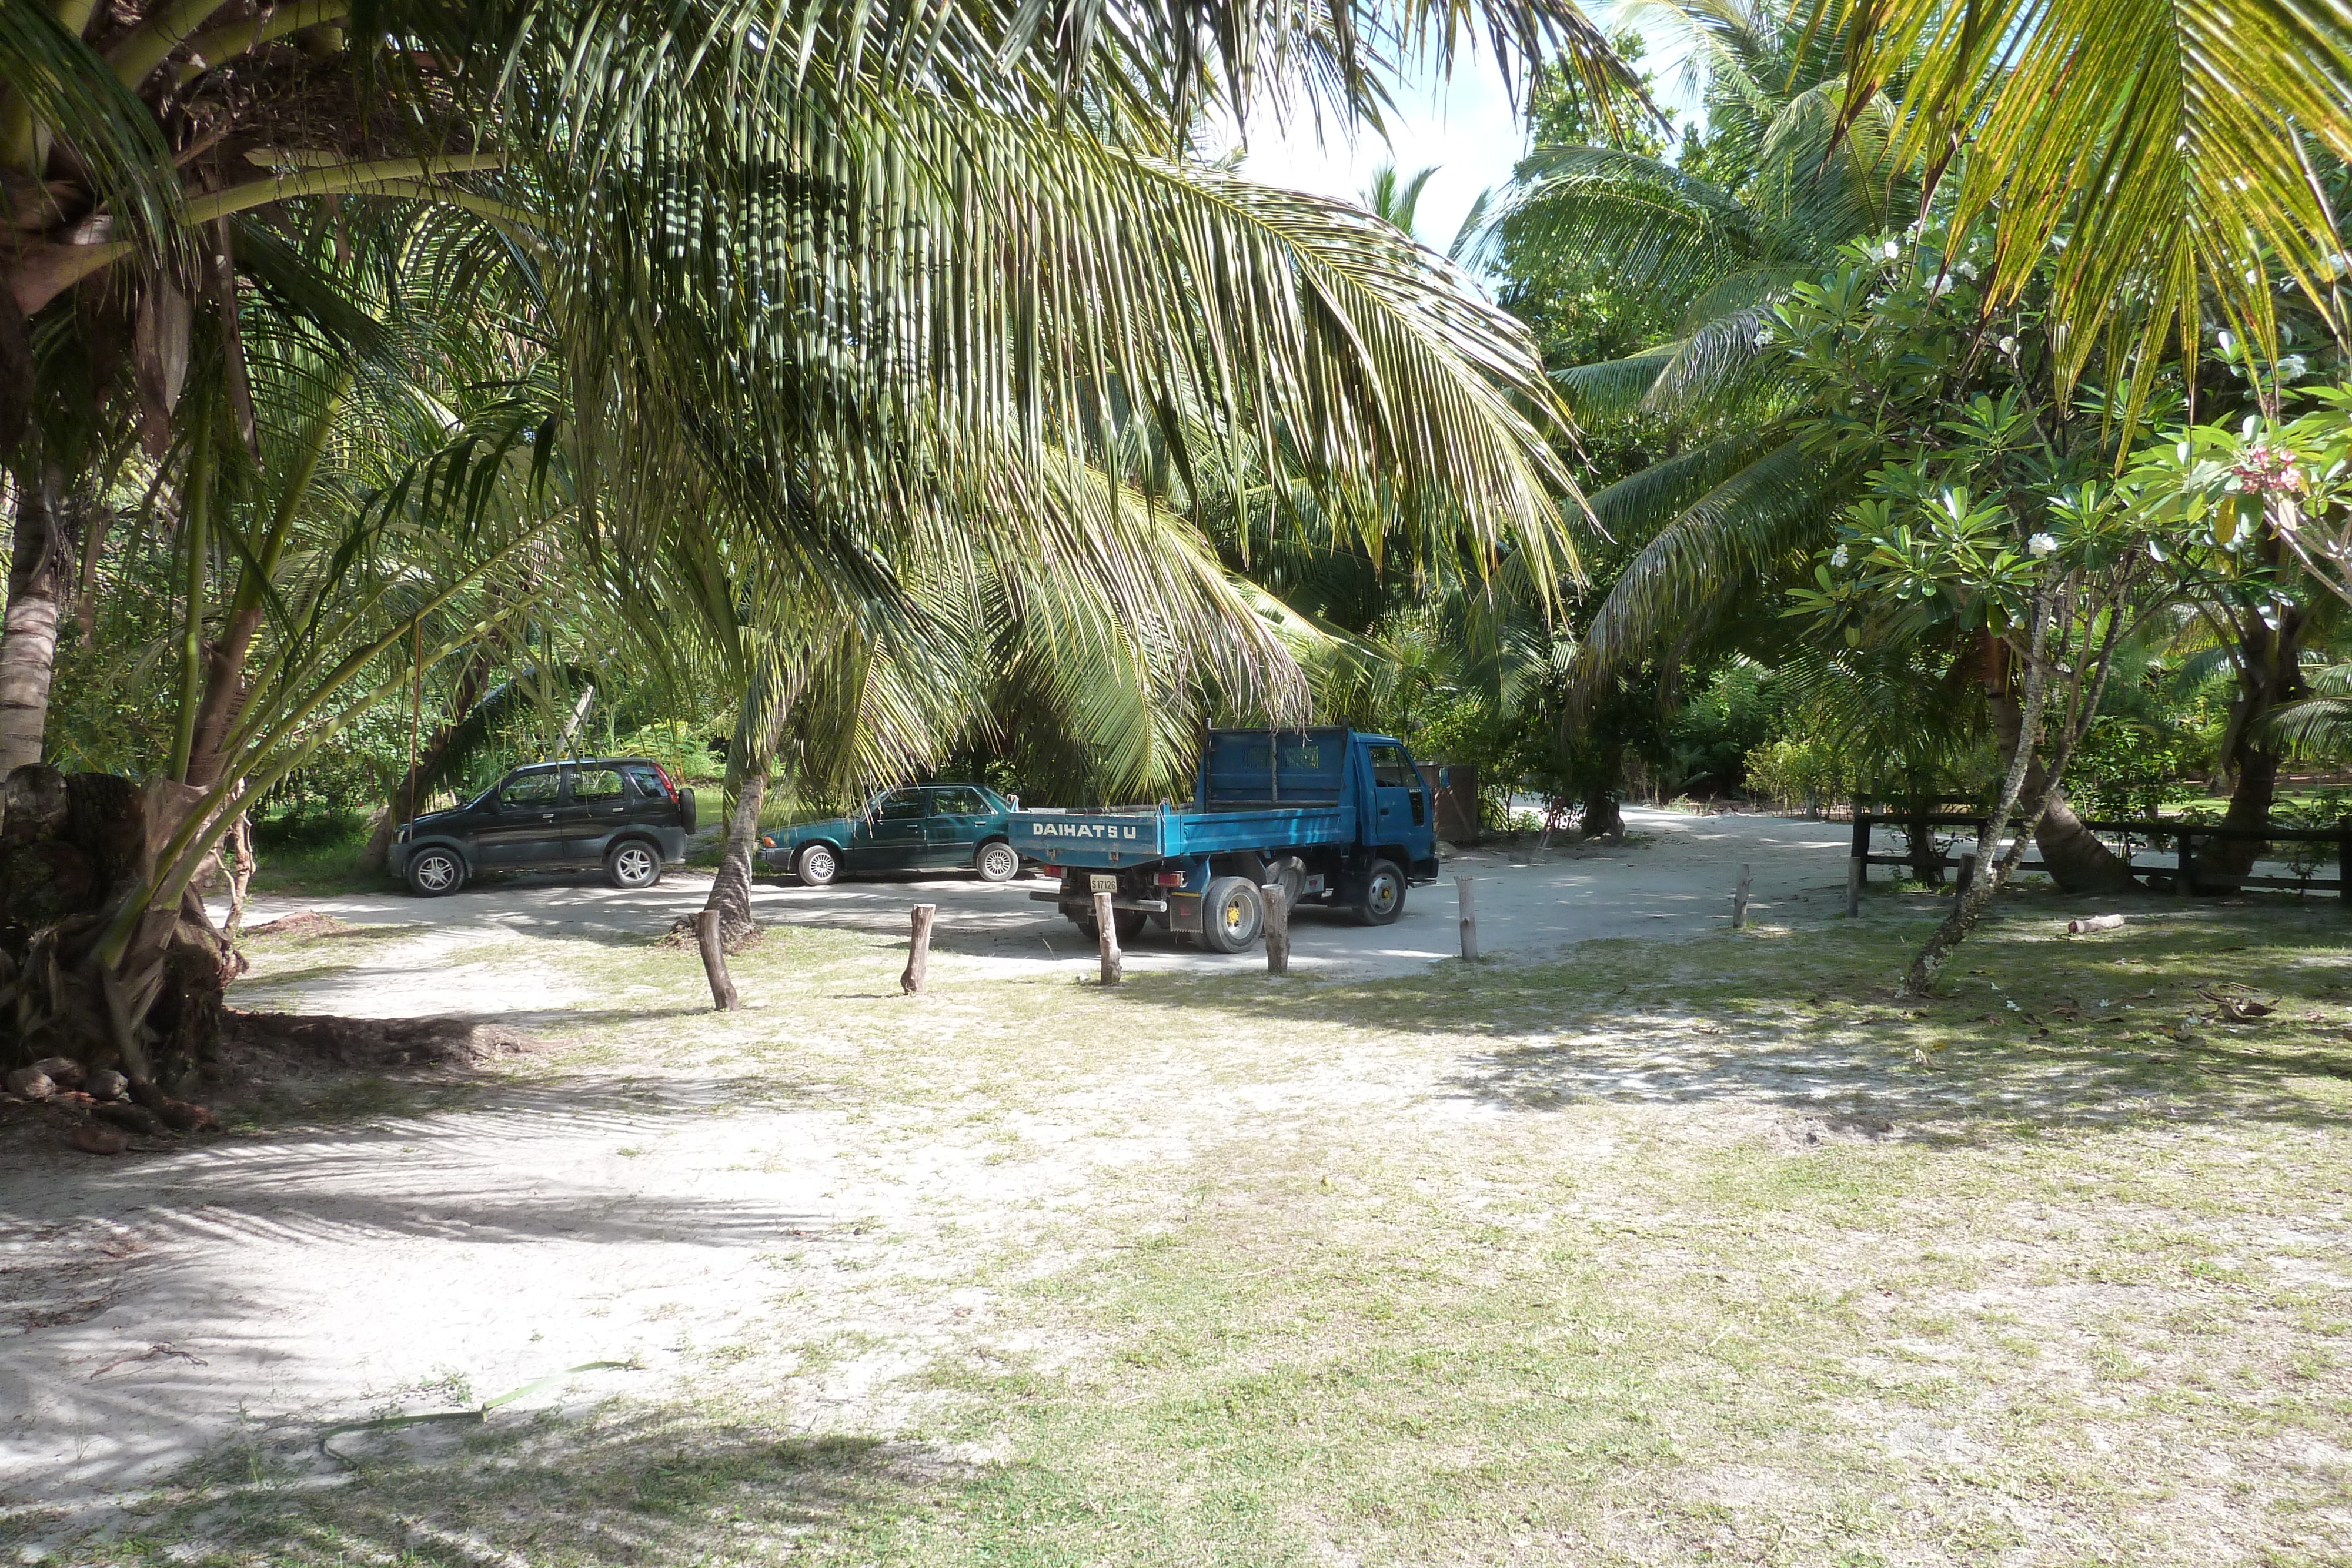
[1012,727,1441,952]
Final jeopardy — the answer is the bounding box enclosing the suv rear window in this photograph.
[619,764,668,797]
[573,766,628,803]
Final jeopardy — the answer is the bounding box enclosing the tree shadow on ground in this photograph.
[0,1068,847,1505]
[1101,902,2352,1142]
[8,1410,964,1565]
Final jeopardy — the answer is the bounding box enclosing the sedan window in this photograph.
[931,787,988,815]
[876,790,928,820]
[502,771,563,808]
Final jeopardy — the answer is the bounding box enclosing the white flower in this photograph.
[1753,327,1773,348]
[1882,239,1902,259]
[2028,533,2059,557]
[1996,335,2017,355]
[1956,259,1980,279]
[2278,353,2309,380]
[2217,329,2236,352]
[1830,544,1851,567]
[1927,275,1953,296]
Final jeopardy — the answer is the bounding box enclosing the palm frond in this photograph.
[1836,0,2352,404]
[1577,432,1842,685]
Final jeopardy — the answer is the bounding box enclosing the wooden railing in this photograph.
[1846,813,2352,913]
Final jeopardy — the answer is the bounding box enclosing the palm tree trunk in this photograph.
[694,666,794,1002]
[1909,597,2057,994]
[705,768,767,941]
[358,651,490,872]
[1987,676,2135,894]
[2191,607,2303,892]
[0,462,68,777]
[1579,741,1625,838]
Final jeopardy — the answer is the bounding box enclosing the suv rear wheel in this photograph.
[406,847,465,897]
[606,840,663,890]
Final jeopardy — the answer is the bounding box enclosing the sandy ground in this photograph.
[0,809,1860,1526]
[211,807,1862,1019]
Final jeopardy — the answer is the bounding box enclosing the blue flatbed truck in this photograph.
[1011,727,1442,952]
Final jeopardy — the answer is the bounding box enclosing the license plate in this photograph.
[1090,874,1117,892]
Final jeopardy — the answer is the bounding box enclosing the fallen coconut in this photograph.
[155,1098,217,1134]
[28,1057,84,1090]
[83,1068,128,1102]
[4,1068,56,1101]
[93,1102,167,1137]
[71,1124,129,1155]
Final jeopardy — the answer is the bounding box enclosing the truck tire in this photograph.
[974,840,1020,882]
[1200,875,1265,953]
[405,847,465,897]
[1355,859,1406,925]
[796,842,841,887]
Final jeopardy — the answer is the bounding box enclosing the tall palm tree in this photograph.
[1466,0,1915,684]
[4,0,1645,1069]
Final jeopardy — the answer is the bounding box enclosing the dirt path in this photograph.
[215,808,1860,1015]
[9,814,2343,1563]
[4,810,1849,1515]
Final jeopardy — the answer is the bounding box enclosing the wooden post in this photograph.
[1732,864,1751,930]
[2176,827,2194,900]
[694,908,738,1011]
[1456,874,1478,959]
[1847,814,1869,917]
[1094,890,1122,985]
[1956,850,1978,897]
[901,903,936,995]
[2337,821,2350,907]
[1262,882,1289,974]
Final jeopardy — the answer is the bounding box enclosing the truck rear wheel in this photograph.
[1355,859,1406,925]
[1200,876,1264,953]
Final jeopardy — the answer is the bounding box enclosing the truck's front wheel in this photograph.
[1200,876,1265,953]
[1355,860,1406,925]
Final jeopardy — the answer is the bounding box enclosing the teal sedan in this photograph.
[759,783,1025,885]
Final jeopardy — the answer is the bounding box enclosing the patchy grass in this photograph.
[49,895,2352,1565]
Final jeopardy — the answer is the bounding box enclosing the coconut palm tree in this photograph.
[4,0,1646,1068]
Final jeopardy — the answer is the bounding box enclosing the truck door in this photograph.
[1364,742,1430,854]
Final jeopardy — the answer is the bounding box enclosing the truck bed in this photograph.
[1008,803,1351,867]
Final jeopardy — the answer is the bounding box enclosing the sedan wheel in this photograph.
[797,842,841,887]
[974,840,1020,882]
[406,848,464,897]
